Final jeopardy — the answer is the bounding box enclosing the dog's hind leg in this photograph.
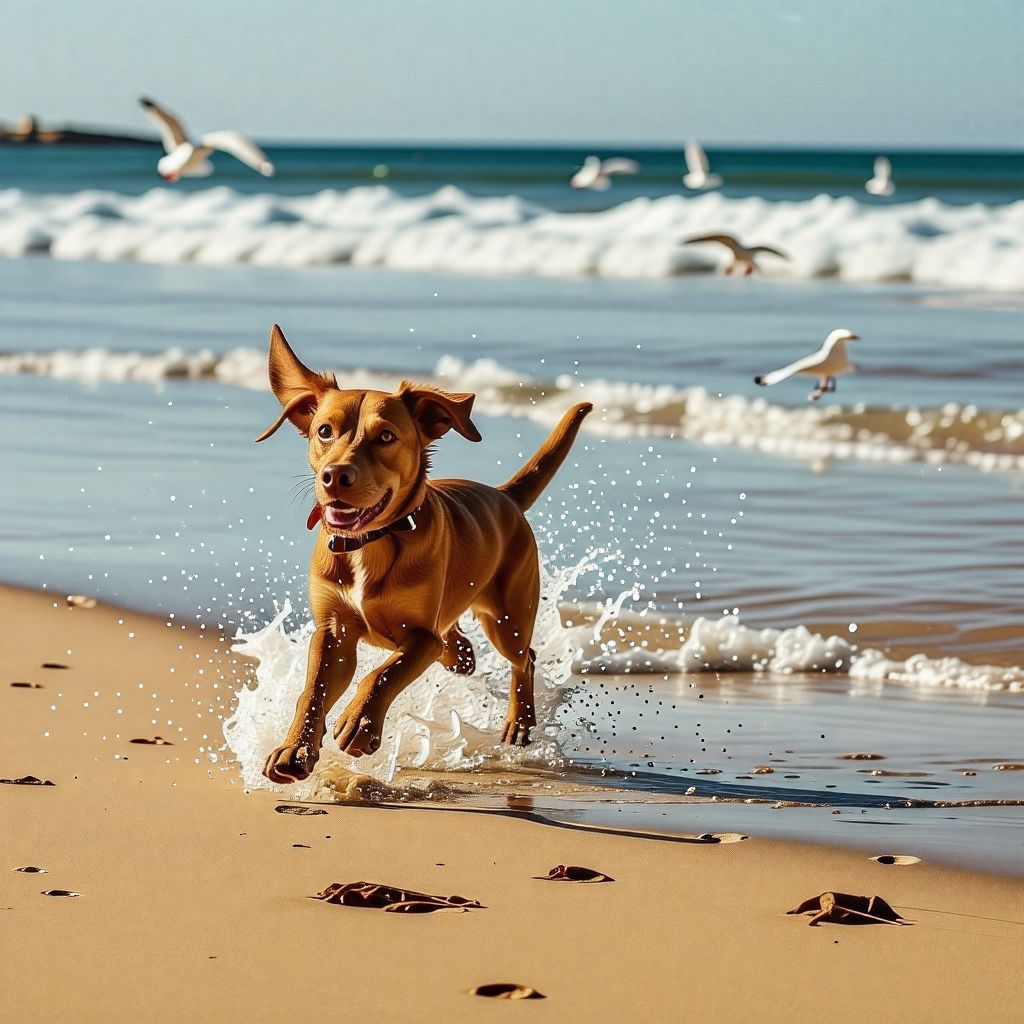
[477,596,538,746]
[439,624,476,675]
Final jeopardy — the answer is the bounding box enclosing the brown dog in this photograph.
[255,325,591,784]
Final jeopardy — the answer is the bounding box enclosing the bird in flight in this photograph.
[139,97,275,182]
[754,329,860,401]
[865,156,895,197]
[683,233,789,276]
[682,140,722,190]
[570,155,641,190]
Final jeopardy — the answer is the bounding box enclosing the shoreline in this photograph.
[2,583,1022,1021]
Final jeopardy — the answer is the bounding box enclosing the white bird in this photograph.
[139,97,275,182]
[570,154,640,190]
[682,140,722,190]
[754,329,860,401]
[865,156,895,197]
[683,233,789,276]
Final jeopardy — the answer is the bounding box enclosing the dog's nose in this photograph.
[321,463,358,489]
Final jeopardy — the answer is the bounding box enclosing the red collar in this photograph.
[307,503,422,554]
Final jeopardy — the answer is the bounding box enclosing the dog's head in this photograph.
[255,325,481,535]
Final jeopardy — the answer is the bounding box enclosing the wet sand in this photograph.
[1,584,1021,1023]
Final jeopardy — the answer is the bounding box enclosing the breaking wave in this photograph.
[4,345,1024,473]
[1,185,1023,291]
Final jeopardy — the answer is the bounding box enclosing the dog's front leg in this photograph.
[264,625,358,784]
[333,629,443,757]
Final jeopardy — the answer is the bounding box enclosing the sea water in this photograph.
[0,145,1021,872]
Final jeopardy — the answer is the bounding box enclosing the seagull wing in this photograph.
[874,156,891,178]
[755,349,824,386]
[200,131,275,176]
[139,97,189,153]
[599,157,640,176]
[684,233,743,255]
[749,245,789,260]
[685,140,710,176]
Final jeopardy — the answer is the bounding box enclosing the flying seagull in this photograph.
[682,140,722,190]
[865,156,895,197]
[754,329,860,402]
[683,233,789,276]
[570,155,641,190]
[139,97,275,182]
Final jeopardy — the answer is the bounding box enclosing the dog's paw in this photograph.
[500,719,533,747]
[334,711,382,758]
[440,630,476,675]
[264,742,318,784]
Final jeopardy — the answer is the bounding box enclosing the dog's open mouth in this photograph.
[323,491,391,534]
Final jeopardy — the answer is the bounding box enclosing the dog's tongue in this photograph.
[306,505,322,531]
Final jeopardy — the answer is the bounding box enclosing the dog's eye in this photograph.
[379,429,396,444]
[317,424,332,440]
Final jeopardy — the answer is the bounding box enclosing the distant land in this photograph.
[0,114,154,146]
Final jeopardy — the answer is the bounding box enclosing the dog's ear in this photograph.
[398,381,482,443]
[255,325,337,442]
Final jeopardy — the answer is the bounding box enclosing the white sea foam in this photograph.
[4,345,1024,473]
[223,562,1021,795]
[1,185,1022,291]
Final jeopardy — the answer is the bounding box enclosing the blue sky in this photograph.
[3,1,1021,147]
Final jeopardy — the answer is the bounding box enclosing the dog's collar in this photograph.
[307,503,422,554]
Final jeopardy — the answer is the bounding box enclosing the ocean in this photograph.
[0,143,1021,872]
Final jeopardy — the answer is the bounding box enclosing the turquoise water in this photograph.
[1,142,1021,204]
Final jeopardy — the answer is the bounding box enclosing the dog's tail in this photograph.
[498,403,593,512]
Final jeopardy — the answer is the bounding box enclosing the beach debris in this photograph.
[840,752,885,760]
[312,881,482,914]
[752,765,775,774]
[870,855,921,866]
[788,892,907,926]
[41,663,69,670]
[992,763,1024,771]
[694,832,748,844]
[292,844,311,849]
[537,864,614,883]
[65,594,97,609]
[695,769,722,775]
[960,770,978,776]
[1,775,55,786]
[275,804,327,815]
[129,736,173,745]
[471,983,545,1000]
[13,866,47,873]
[10,681,43,689]
[41,889,80,898]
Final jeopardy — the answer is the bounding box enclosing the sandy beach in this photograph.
[2,584,1020,1023]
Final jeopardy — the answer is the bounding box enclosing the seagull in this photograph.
[865,156,895,197]
[682,140,722,190]
[754,329,860,401]
[570,155,640,190]
[139,97,275,182]
[683,233,789,276]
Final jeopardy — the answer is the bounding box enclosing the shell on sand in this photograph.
[870,855,922,866]
[788,891,907,926]
[66,594,97,609]
[471,984,544,1000]
[538,864,614,883]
